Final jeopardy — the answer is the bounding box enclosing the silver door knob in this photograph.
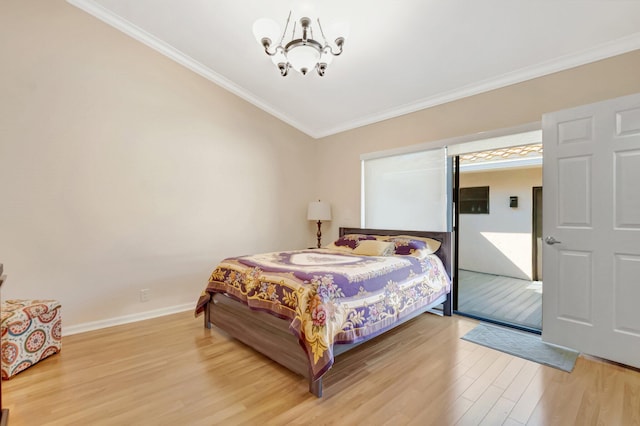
[545,236,562,245]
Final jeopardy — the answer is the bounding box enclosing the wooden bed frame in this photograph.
[203,227,452,397]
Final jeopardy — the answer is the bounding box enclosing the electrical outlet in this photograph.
[139,288,150,303]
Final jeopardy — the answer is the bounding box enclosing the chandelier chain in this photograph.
[280,11,292,46]
[317,19,328,46]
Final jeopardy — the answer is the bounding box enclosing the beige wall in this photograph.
[2,0,640,331]
[0,0,316,330]
[315,50,640,243]
[459,167,542,280]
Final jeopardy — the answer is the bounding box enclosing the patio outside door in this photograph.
[454,143,543,332]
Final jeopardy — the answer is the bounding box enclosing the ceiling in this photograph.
[68,0,640,139]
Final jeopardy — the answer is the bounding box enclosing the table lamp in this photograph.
[307,200,332,248]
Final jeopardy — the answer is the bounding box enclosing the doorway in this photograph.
[454,143,543,332]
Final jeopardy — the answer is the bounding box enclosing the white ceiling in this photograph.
[68,0,640,139]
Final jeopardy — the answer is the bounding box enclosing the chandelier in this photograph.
[252,11,348,77]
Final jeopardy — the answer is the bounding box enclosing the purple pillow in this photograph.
[384,237,428,255]
[333,234,377,249]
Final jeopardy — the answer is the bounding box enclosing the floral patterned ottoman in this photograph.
[1,299,62,379]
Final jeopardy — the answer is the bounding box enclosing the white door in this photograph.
[542,92,640,368]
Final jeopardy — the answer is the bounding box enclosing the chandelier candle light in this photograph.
[252,11,349,76]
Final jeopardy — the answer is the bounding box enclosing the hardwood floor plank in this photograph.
[526,358,588,426]
[2,311,639,425]
[447,396,475,425]
[459,344,492,370]
[502,361,541,402]
[508,367,550,424]
[596,364,625,426]
[455,385,504,425]
[465,349,501,380]
[494,356,527,390]
[479,396,516,426]
[462,352,511,401]
[622,379,640,425]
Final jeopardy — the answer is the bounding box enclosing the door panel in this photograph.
[557,156,592,227]
[558,117,593,144]
[557,250,593,325]
[614,150,640,229]
[543,92,640,368]
[616,107,640,136]
[614,254,640,337]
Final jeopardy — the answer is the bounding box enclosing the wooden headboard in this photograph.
[339,227,452,277]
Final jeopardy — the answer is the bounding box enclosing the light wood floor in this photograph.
[3,311,639,425]
[458,270,542,330]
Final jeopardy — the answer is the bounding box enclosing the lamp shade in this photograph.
[252,18,281,46]
[307,201,332,221]
[330,21,350,41]
[287,44,321,74]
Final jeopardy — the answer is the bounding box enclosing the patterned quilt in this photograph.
[194,248,450,379]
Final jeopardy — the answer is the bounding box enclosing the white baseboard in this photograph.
[63,303,194,336]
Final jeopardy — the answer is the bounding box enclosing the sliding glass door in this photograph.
[452,144,543,333]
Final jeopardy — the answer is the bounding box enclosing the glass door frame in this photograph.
[451,155,542,335]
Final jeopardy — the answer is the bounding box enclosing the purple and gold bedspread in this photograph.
[194,249,450,379]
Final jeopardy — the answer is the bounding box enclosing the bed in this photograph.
[194,227,452,397]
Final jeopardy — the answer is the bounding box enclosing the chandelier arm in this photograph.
[324,44,344,57]
[261,42,281,57]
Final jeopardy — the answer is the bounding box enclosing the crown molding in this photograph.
[315,33,640,139]
[66,0,318,138]
[66,0,640,140]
